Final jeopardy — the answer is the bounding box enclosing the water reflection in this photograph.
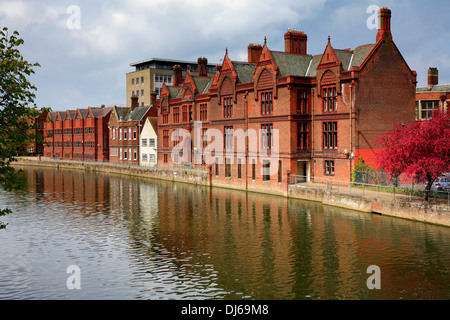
[0,166,449,299]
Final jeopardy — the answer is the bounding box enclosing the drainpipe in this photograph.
[244,91,249,190]
[350,81,354,182]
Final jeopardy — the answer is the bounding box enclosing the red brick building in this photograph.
[416,67,450,121]
[43,106,113,160]
[108,96,157,164]
[157,7,416,192]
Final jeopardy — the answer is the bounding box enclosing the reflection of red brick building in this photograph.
[157,7,416,191]
[415,67,450,121]
[43,106,112,160]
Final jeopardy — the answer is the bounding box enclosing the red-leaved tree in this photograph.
[376,110,450,200]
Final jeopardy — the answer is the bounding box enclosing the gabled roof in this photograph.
[271,52,312,77]
[168,86,182,98]
[90,106,113,118]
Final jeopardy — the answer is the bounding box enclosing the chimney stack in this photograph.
[151,91,158,105]
[284,30,307,55]
[376,7,392,42]
[428,67,438,91]
[172,65,182,86]
[197,57,208,77]
[248,44,263,63]
[131,95,138,110]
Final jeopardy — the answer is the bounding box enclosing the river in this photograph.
[0,166,449,300]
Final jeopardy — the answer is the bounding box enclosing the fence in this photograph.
[289,173,450,206]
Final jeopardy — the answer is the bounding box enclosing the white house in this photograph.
[140,117,158,166]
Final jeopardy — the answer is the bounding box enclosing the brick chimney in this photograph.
[284,30,307,55]
[197,57,208,76]
[131,95,138,110]
[248,44,263,63]
[376,7,392,42]
[151,91,158,105]
[173,65,183,86]
[428,67,438,91]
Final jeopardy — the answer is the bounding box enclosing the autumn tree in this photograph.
[0,27,41,228]
[376,110,450,201]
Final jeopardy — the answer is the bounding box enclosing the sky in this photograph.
[1,0,449,111]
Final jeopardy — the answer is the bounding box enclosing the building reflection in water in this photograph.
[19,167,450,300]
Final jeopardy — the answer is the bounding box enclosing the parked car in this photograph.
[431,176,450,191]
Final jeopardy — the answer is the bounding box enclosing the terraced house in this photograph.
[157,7,417,193]
[108,96,157,164]
[43,106,113,161]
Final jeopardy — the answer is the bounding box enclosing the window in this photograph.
[136,77,139,84]
[129,128,132,140]
[131,79,135,85]
[262,160,270,181]
[119,147,122,160]
[75,141,81,148]
[252,159,256,180]
[173,107,179,123]
[325,160,335,176]
[163,154,168,163]
[149,154,155,161]
[223,96,233,118]
[141,77,144,83]
[200,103,207,121]
[260,91,273,115]
[163,130,169,147]
[297,122,308,150]
[128,148,132,161]
[162,107,169,124]
[297,90,308,114]
[119,128,123,140]
[182,105,188,122]
[112,128,115,139]
[261,123,273,150]
[278,160,282,183]
[123,128,127,140]
[225,158,231,178]
[64,141,71,148]
[149,138,155,147]
[420,100,439,119]
[215,159,219,176]
[322,87,337,113]
[133,127,137,140]
[142,153,148,161]
[142,138,147,147]
[323,122,337,150]
[238,158,242,179]
[202,128,208,149]
[173,129,180,147]
[189,105,192,122]
[133,148,137,160]
[224,126,233,149]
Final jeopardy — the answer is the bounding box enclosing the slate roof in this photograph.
[192,77,213,94]
[416,84,450,93]
[232,62,257,83]
[90,106,113,118]
[124,106,151,122]
[168,86,182,98]
[271,52,312,77]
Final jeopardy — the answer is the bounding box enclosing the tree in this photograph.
[0,27,41,228]
[376,110,450,201]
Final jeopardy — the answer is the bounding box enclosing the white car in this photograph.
[431,177,450,191]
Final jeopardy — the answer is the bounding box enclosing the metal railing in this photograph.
[289,174,450,206]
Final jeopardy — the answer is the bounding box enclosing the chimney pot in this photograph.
[376,7,392,42]
[248,44,263,63]
[172,65,183,86]
[131,95,138,110]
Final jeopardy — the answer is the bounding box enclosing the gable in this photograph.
[257,69,274,90]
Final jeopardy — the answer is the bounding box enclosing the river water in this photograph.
[0,167,449,300]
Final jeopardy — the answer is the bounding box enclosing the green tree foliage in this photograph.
[0,27,41,228]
